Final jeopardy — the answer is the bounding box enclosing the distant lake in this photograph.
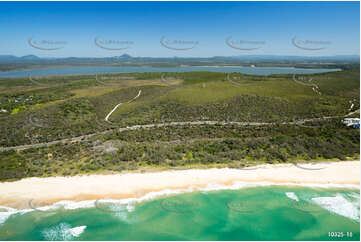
[0,65,341,78]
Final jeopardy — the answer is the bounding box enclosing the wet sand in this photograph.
[0,161,359,209]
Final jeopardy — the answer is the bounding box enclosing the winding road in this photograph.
[28,75,42,85]
[292,74,321,95]
[160,74,172,85]
[0,116,347,152]
[104,90,142,123]
[226,74,245,87]
[95,74,112,86]
[1,78,358,152]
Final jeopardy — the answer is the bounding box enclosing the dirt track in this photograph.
[0,116,348,151]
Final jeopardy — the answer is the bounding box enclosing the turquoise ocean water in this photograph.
[0,185,359,241]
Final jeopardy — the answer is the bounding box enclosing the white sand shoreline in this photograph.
[0,161,359,209]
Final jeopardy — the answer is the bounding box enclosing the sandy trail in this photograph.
[292,74,321,95]
[104,90,142,122]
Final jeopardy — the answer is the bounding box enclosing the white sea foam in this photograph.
[69,225,86,237]
[312,194,360,221]
[348,192,360,200]
[0,181,359,226]
[55,200,96,210]
[199,181,284,192]
[349,193,360,215]
[115,206,132,222]
[126,203,135,212]
[0,205,17,212]
[0,206,19,225]
[95,200,136,223]
[285,192,299,201]
[0,211,17,225]
[42,223,86,240]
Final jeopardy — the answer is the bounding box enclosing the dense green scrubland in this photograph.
[0,69,359,181]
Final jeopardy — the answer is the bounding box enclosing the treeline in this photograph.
[0,120,359,181]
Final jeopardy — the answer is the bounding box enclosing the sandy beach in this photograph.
[0,161,359,209]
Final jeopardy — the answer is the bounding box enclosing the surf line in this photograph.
[104,90,142,123]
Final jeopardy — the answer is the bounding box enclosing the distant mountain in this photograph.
[0,55,18,61]
[0,54,358,64]
[20,55,41,60]
[230,55,360,62]
[0,55,41,62]
[116,54,132,59]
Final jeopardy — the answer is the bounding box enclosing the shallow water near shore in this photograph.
[0,185,359,241]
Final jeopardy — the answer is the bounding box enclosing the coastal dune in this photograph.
[0,161,359,209]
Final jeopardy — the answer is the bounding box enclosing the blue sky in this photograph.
[0,1,359,57]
